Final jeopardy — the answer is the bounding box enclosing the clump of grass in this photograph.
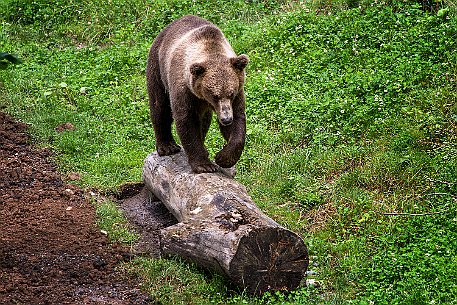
[121,257,228,305]
[95,199,138,245]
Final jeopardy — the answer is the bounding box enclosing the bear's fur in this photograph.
[146,15,249,173]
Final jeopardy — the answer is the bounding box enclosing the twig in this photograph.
[425,177,455,186]
[375,192,456,216]
[378,211,443,216]
[421,192,457,200]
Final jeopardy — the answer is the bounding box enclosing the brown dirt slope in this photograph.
[0,112,151,305]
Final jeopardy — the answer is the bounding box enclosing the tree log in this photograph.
[142,151,309,295]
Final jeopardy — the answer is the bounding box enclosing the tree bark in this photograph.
[142,151,308,295]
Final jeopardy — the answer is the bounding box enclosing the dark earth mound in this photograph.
[0,112,151,305]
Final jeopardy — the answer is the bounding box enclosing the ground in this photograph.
[0,111,151,305]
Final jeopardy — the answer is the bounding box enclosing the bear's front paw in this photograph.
[215,150,237,168]
[190,160,219,174]
[157,142,181,156]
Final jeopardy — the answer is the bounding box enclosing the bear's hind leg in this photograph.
[148,84,181,156]
[151,101,181,156]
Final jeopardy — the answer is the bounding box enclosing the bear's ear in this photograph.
[190,63,206,76]
[231,54,249,71]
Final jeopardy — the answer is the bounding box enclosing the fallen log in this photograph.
[142,151,309,294]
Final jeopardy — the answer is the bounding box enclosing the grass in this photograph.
[1,0,457,304]
[95,198,139,245]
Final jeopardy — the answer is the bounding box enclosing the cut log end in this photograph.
[229,227,309,295]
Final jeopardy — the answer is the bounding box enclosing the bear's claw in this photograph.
[190,161,219,174]
[157,142,181,156]
[215,151,236,169]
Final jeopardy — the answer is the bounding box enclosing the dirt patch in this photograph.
[0,112,151,305]
[119,186,177,257]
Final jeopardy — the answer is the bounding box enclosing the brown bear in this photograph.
[146,15,249,173]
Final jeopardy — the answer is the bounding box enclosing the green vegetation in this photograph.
[1,0,456,304]
[96,198,139,245]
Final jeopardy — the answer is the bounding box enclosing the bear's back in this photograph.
[161,15,213,43]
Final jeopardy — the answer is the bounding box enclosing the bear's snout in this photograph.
[219,115,233,126]
[218,100,233,126]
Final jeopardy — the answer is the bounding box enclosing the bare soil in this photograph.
[0,112,151,305]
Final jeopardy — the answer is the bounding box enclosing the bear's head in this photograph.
[189,54,249,126]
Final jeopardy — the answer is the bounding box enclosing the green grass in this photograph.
[1,0,457,304]
[95,198,139,245]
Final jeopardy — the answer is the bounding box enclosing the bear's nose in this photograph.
[219,101,233,126]
[220,116,233,126]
